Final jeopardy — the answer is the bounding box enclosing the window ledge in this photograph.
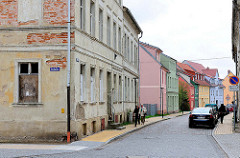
[99,101,105,104]
[12,103,43,107]
[90,102,97,105]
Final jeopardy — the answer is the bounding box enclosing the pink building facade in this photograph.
[139,43,168,114]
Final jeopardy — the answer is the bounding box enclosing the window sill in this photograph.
[79,101,87,105]
[99,101,105,104]
[90,102,97,105]
[12,103,43,107]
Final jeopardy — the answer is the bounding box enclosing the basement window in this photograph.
[18,62,39,103]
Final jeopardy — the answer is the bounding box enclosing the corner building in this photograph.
[0,0,142,140]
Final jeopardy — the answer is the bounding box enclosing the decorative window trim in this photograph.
[14,59,41,104]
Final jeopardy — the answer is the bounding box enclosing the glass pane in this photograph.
[20,63,28,74]
[31,63,38,73]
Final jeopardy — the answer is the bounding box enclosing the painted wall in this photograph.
[223,71,235,105]
[160,54,179,113]
[0,0,141,140]
[139,46,167,114]
[199,86,210,107]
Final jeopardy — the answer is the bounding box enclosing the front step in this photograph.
[108,122,121,129]
[116,126,126,130]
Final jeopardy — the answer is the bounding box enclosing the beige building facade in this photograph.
[0,0,142,140]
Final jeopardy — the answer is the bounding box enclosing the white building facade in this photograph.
[0,0,142,140]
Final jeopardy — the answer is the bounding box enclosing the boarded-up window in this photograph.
[19,63,38,103]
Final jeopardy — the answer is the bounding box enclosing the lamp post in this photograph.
[66,0,71,143]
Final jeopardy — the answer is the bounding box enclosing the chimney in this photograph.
[228,70,231,74]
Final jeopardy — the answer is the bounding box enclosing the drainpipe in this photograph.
[137,32,143,106]
[67,0,71,143]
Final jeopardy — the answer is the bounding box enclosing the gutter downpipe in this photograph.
[67,0,71,143]
[138,32,143,107]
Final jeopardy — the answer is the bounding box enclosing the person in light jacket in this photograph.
[140,105,147,125]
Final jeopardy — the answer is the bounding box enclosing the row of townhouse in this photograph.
[0,0,142,140]
[139,42,179,115]
[179,61,234,110]
[139,41,233,113]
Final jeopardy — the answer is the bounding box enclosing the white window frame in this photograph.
[80,63,86,102]
[99,69,104,102]
[14,59,41,104]
[99,8,103,41]
[80,0,85,30]
[90,67,96,103]
[90,1,95,36]
[113,22,117,50]
[107,16,111,46]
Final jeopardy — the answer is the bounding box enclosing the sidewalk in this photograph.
[213,113,240,158]
[75,112,189,147]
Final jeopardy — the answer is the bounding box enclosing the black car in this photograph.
[189,107,218,128]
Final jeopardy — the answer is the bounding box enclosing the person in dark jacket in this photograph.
[219,104,226,124]
[133,106,139,127]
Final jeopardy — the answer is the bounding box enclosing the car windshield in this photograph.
[192,108,210,114]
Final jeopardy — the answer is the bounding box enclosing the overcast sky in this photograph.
[123,0,235,78]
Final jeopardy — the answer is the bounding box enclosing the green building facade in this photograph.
[190,80,199,108]
[160,54,179,113]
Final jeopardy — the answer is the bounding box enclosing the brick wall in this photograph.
[43,0,75,25]
[0,0,75,27]
[0,0,18,26]
[27,32,75,44]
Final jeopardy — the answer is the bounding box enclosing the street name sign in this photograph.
[229,76,239,85]
[229,85,239,91]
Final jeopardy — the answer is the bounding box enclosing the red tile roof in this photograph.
[202,68,218,78]
[177,62,195,72]
[194,80,210,86]
[185,61,205,73]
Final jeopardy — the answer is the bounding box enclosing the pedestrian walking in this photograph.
[219,104,226,124]
[133,106,139,127]
[140,105,147,125]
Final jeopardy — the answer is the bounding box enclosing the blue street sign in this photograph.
[50,67,60,71]
[229,76,239,85]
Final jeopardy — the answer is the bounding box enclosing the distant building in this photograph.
[160,54,179,113]
[203,68,224,107]
[183,61,210,107]
[177,63,195,110]
[222,70,235,105]
[139,42,168,114]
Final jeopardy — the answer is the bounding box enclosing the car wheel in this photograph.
[211,123,215,129]
[189,123,193,128]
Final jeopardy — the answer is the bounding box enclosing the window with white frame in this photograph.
[80,0,85,30]
[18,62,39,103]
[127,37,129,61]
[118,27,121,53]
[90,1,95,36]
[90,67,96,102]
[125,77,127,101]
[99,8,103,41]
[80,64,86,102]
[113,74,117,102]
[119,76,122,102]
[131,41,133,63]
[128,78,130,101]
[124,33,127,57]
[99,69,104,102]
[113,22,117,50]
[107,16,111,46]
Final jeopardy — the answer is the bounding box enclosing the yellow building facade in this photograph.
[223,71,235,105]
[199,85,210,107]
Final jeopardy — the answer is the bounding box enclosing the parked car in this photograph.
[189,107,218,128]
[205,104,219,118]
[226,104,233,112]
